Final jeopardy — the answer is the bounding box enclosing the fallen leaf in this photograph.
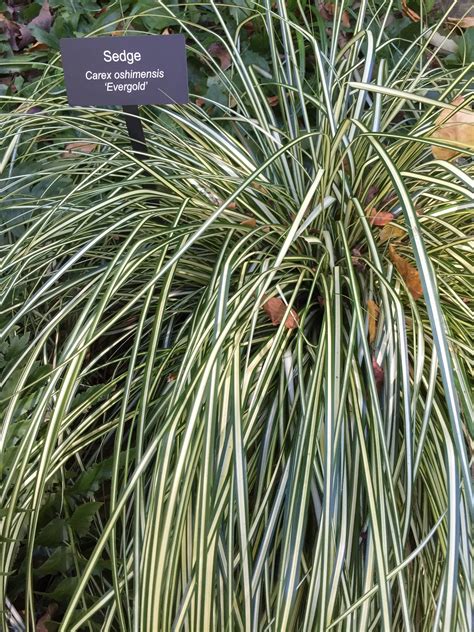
[62,141,98,158]
[240,217,257,227]
[351,246,365,271]
[30,42,49,51]
[208,42,231,70]
[431,95,474,160]
[367,299,379,344]
[425,30,458,54]
[17,0,52,50]
[253,182,267,194]
[262,296,299,329]
[0,76,12,91]
[379,224,405,243]
[446,16,474,29]
[365,185,380,205]
[342,156,351,173]
[401,0,420,22]
[319,3,350,26]
[337,31,348,51]
[367,207,394,226]
[365,188,397,208]
[25,106,43,115]
[372,356,384,390]
[36,603,58,632]
[318,3,332,20]
[0,13,19,50]
[388,244,423,300]
[243,21,255,35]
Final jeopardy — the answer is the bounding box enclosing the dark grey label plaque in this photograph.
[60,35,188,106]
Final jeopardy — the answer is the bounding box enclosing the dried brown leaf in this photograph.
[208,42,231,70]
[388,244,423,300]
[253,182,267,194]
[318,3,332,20]
[401,0,420,22]
[372,356,384,389]
[62,141,98,158]
[29,0,53,31]
[351,246,365,271]
[30,41,49,51]
[0,13,19,50]
[341,9,351,27]
[262,296,299,329]
[431,95,474,160]
[367,299,379,344]
[243,21,255,35]
[36,604,58,632]
[337,31,348,50]
[240,217,257,228]
[17,0,52,50]
[319,3,350,26]
[365,185,380,205]
[367,207,394,226]
[446,16,474,29]
[379,224,405,243]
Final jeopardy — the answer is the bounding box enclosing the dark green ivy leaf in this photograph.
[28,25,60,50]
[35,518,67,547]
[35,546,74,577]
[69,450,134,495]
[69,502,102,537]
[41,576,77,602]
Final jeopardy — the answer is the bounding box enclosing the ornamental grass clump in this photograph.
[0,1,472,630]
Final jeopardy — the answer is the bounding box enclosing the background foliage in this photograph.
[1,0,473,99]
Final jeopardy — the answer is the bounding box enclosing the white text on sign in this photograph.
[103,50,142,64]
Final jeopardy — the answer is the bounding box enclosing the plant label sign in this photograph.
[60,35,189,106]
